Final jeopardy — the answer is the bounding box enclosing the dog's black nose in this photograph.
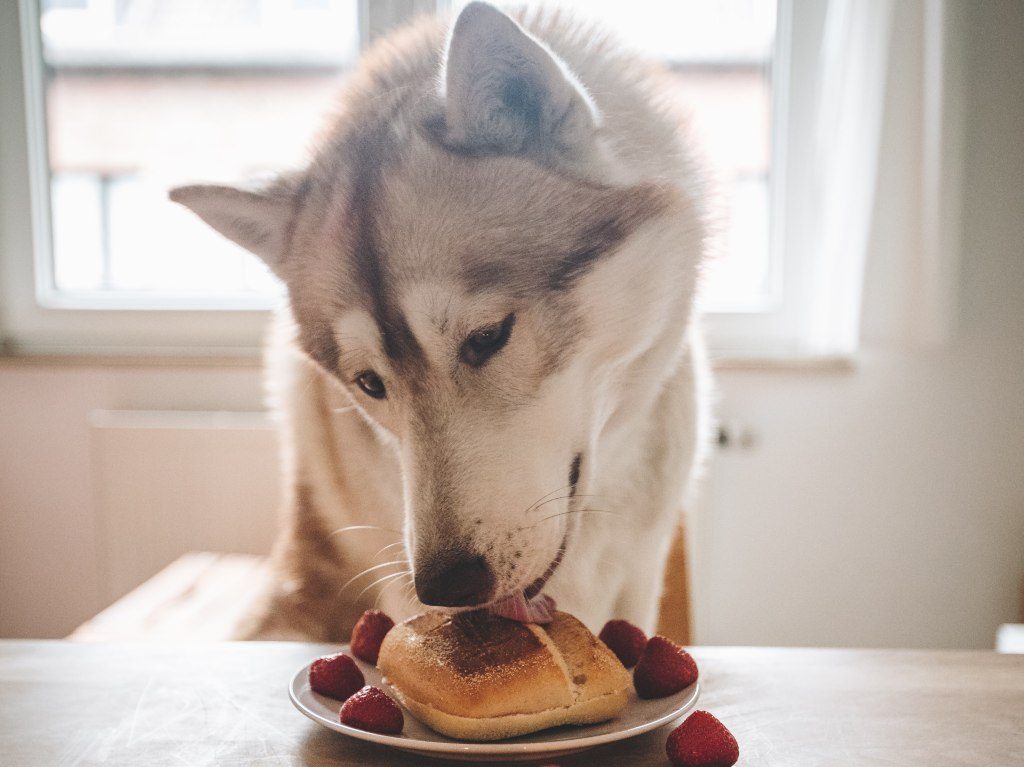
[415,552,495,607]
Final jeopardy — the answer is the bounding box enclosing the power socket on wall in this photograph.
[715,421,758,450]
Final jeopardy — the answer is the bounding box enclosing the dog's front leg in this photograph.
[609,512,686,635]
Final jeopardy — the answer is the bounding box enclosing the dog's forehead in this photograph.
[375,139,641,290]
[401,280,510,339]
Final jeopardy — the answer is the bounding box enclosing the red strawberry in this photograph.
[308,652,364,700]
[340,685,404,734]
[598,619,648,668]
[350,609,395,665]
[666,710,739,767]
[633,635,698,699]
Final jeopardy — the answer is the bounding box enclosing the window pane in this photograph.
[40,0,359,301]
[51,173,105,291]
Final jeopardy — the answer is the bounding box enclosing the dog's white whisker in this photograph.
[356,570,411,601]
[371,541,406,560]
[529,493,609,513]
[398,579,419,612]
[329,524,401,538]
[524,485,573,514]
[374,573,409,606]
[374,571,413,609]
[530,508,628,529]
[337,560,408,594]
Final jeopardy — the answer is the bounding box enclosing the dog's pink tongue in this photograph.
[489,592,556,624]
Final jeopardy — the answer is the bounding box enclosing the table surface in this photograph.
[1,641,1022,766]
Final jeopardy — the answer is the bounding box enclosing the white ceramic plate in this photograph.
[289,646,700,762]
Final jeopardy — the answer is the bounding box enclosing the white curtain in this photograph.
[802,0,962,354]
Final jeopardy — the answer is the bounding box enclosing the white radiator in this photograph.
[89,410,281,604]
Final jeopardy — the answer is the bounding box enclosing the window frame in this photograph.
[2,0,300,355]
[706,0,824,358]
[0,0,816,358]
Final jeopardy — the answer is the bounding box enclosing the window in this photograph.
[2,0,801,355]
[43,0,358,303]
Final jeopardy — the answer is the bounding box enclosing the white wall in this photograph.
[0,363,269,638]
[690,0,1024,649]
[2,1,1022,645]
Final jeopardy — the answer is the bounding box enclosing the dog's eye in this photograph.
[354,370,387,399]
[461,313,515,367]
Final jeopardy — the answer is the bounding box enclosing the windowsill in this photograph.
[0,344,855,373]
[0,341,263,368]
[710,353,855,373]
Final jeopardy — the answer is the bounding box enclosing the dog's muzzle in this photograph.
[414,550,495,607]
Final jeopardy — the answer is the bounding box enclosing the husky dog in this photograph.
[171,2,710,640]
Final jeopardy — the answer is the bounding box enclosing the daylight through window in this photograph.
[40,0,775,312]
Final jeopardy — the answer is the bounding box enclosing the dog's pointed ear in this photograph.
[442,2,599,158]
[168,177,299,276]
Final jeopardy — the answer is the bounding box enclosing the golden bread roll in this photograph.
[377,609,631,740]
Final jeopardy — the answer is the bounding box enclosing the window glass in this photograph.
[40,0,359,298]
